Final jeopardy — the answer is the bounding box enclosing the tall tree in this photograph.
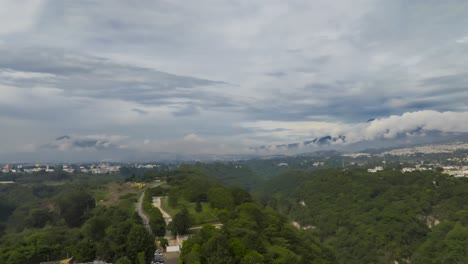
[126,225,154,263]
[55,190,95,227]
[169,207,192,235]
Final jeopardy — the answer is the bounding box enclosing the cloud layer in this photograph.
[43,134,129,151]
[0,0,468,161]
[246,110,468,151]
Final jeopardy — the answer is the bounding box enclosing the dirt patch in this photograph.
[101,182,139,206]
[164,252,180,264]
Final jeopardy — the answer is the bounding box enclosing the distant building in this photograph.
[61,164,74,173]
[441,166,468,178]
[368,166,384,173]
[277,163,289,167]
[402,168,417,173]
[45,165,55,173]
[342,153,371,158]
[2,164,9,173]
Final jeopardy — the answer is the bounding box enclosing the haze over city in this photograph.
[1,0,468,162]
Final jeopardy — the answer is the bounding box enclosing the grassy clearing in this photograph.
[160,197,178,216]
[96,182,140,207]
[160,197,218,225]
[118,195,139,214]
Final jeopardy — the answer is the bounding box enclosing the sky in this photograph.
[1,0,468,162]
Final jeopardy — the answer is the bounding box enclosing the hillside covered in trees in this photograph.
[2,164,468,264]
[0,173,158,264]
[260,169,468,263]
[163,166,335,264]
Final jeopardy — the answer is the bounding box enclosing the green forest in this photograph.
[0,172,157,264]
[261,169,468,263]
[163,166,335,264]
[158,165,468,263]
[1,164,467,264]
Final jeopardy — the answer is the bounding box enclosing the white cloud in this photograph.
[243,110,468,146]
[0,0,45,34]
[0,69,56,79]
[1,1,468,160]
[183,133,205,143]
[456,36,468,44]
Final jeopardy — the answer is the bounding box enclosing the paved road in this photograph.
[136,191,152,233]
[135,181,164,233]
[135,182,181,264]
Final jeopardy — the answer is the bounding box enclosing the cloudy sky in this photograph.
[1,0,468,161]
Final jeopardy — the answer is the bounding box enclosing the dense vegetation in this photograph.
[2,162,467,264]
[164,166,335,264]
[0,173,155,264]
[192,162,264,190]
[261,169,468,263]
[142,187,166,236]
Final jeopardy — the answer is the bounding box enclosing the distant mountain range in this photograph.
[2,131,468,164]
[250,135,346,151]
[250,131,468,154]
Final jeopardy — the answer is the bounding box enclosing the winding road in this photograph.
[136,181,164,233]
[135,181,180,263]
[136,191,152,233]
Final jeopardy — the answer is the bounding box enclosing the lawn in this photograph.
[160,197,218,225]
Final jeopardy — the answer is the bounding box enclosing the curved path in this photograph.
[135,182,181,262]
[152,197,172,225]
[136,191,152,233]
[135,181,164,234]
[188,222,223,230]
